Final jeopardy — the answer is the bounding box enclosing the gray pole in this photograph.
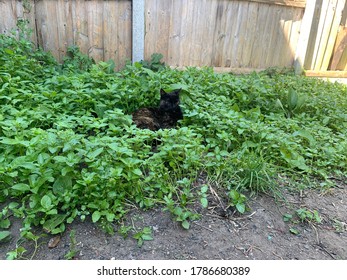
[132,0,145,63]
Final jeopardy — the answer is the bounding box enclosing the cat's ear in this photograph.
[173,89,181,95]
[160,89,166,96]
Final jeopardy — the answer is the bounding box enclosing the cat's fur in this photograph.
[132,89,183,131]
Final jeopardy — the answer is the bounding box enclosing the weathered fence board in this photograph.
[41,0,131,68]
[0,0,36,43]
[1,0,132,69]
[238,0,306,8]
[145,0,305,69]
[329,0,347,70]
[302,0,347,72]
[1,0,346,73]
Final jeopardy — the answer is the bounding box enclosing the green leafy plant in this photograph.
[283,208,322,235]
[139,53,166,71]
[163,194,200,230]
[132,227,153,247]
[6,231,44,260]
[332,218,346,233]
[0,231,11,242]
[228,189,248,214]
[295,208,322,224]
[198,185,209,208]
[289,227,300,235]
[118,225,133,239]
[63,45,95,72]
[64,230,78,259]
[275,88,306,118]
[0,28,346,255]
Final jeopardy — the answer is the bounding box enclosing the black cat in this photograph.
[132,89,183,131]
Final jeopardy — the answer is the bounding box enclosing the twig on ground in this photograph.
[310,223,320,244]
[192,221,213,232]
[209,185,227,211]
[272,251,283,260]
[230,211,257,221]
[315,243,336,260]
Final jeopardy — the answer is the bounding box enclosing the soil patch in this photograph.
[1,180,346,260]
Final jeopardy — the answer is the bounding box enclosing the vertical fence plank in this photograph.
[321,0,345,70]
[231,2,245,67]
[251,3,270,67]
[167,0,183,67]
[263,4,279,67]
[74,0,89,56]
[241,2,257,67]
[200,0,219,66]
[311,0,333,70]
[156,0,171,62]
[35,0,59,58]
[289,8,303,67]
[330,27,347,69]
[144,0,156,60]
[116,1,132,67]
[212,0,227,67]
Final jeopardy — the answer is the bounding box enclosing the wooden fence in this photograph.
[145,0,304,70]
[0,0,346,74]
[0,0,132,68]
[303,0,346,75]
[331,4,347,70]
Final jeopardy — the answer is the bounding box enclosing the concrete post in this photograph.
[132,0,145,63]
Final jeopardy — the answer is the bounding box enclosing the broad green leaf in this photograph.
[236,203,246,214]
[0,138,29,146]
[51,224,65,235]
[0,218,11,229]
[92,211,101,223]
[280,148,309,171]
[137,238,144,247]
[275,99,285,111]
[290,228,300,235]
[132,168,143,176]
[43,214,67,232]
[0,231,11,242]
[200,185,208,193]
[200,197,208,208]
[8,202,19,210]
[87,147,104,159]
[108,143,119,151]
[166,83,189,92]
[283,214,293,222]
[287,89,298,110]
[47,209,58,215]
[41,195,52,209]
[53,175,72,195]
[141,234,153,241]
[181,220,190,230]
[174,207,183,216]
[11,183,30,192]
[53,156,68,163]
[48,146,59,154]
[4,48,14,55]
[18,162,37,170]
[293,130,316,146]
[105,213,115,222]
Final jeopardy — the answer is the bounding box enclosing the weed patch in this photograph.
[0,32,346,257]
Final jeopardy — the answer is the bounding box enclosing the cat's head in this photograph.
[159,89,181,111]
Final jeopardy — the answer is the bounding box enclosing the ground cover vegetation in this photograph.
[0,26,346,257]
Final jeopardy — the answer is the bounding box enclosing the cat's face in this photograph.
[159,89,181,112]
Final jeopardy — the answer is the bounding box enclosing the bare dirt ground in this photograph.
[1,178,346,260]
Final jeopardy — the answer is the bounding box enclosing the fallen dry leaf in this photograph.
[48,235,61,249]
